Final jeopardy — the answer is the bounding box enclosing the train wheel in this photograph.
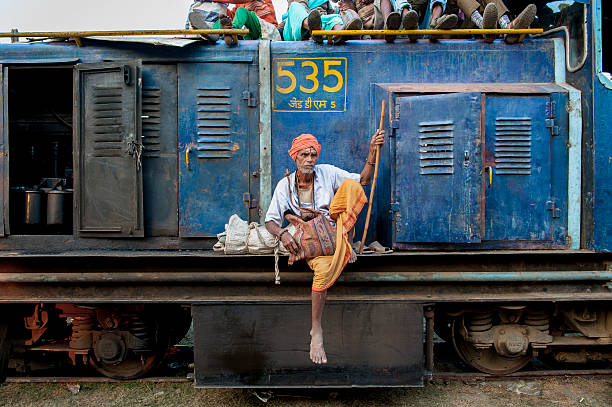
[89,324,171,380]
[451,319,532,375]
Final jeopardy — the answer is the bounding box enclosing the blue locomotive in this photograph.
[0,0,610,387]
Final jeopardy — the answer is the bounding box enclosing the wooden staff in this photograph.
[359,100,385,255]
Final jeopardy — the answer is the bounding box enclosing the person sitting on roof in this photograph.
[373,0,458,42]
[265,131,385,364]
[281,0,363,44]
[187,0,253,41]
[216,8,282,45]
[444,0,537,43]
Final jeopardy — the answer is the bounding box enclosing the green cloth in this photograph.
[282,2,343,41]
[213,7,262,40]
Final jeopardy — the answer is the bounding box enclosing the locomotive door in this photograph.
[178,63,252,237]
[394,92,483,243]
[75,62,144,237]
[483,96,553,241]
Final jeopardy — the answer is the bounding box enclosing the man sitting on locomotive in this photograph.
[265,131,385,364]
[443,0,537,43]
[281,0,363,44]
[373,0,458,43]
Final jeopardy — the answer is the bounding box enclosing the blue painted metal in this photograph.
[0,65,5,236]
[484,96,553,241]
[395,92,482,243]
[592,0,612,251]
[141,64,179,237]
[178,62,252,237]
[0,37,591,250]
[554,37,583,250]
[258,40,272,223]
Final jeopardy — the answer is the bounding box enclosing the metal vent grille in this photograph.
[196,87,232,159]
[418,120,454,175]
[91,86,123,158]
[141,86,161,158]
[494,117,532,175]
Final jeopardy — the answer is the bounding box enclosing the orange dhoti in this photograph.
[308,179,367,291]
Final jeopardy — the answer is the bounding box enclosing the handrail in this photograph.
[312,28,543,36]
[0,29,248,38]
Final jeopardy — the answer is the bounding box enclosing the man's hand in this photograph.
[281,230,299,255]
[370,129,385,149]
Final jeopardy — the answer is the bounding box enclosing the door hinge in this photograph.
[243,192,258,209]
[242,91,257,107]
[546,200,561,219]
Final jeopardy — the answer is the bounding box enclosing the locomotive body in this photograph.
[0,0,610,387]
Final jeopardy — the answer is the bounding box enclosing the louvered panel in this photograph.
[495,117,532,175]
[91,85,123,157]
[142,86,161,157]
[196,87,232,159]
[418,120,454,175]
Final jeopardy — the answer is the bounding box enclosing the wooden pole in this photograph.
[359,100,385,254]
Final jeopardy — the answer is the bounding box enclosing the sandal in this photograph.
[505,4,536,44]
[368,241,393,254]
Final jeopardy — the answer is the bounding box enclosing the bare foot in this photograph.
[309,328,327,364]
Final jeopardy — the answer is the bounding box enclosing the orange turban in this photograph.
[288,134,321,161]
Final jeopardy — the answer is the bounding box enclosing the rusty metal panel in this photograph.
[141,65,178,237]
[193,302,423,387]
[74,62,144,237]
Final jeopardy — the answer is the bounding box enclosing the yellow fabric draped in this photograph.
[308,179,367,291]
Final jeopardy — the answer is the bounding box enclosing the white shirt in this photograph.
[265,164,361,226]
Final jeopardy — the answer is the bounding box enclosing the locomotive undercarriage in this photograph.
[0,252,610,381]
[4,303,191,379]
[3,301,612,379]
[436,303,612,374]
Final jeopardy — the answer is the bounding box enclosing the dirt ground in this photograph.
[0,377,610,407]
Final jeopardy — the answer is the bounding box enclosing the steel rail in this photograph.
[1,270,611,283]
[6,369,612,384]
[5,376,192,383]
[432,369,612,381]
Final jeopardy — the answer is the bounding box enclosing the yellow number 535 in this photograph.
[275,59,344,94]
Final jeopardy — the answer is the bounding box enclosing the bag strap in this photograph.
[284,170,321,217]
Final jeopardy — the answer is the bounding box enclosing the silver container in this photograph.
[24,190,42,224]
[47,190,69,225]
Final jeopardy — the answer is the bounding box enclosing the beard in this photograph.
[299,164,315,174]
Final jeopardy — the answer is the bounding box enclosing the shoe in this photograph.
[402,9,419,42]
[505,4,537,44]
[481,2,497,43]
[332,17,362,44]
[219,16,236,46]
[308,10,323,43]
[188,11,219,42]
[428,13,457,41]
[430,13,458,29]
[384,11,401,43]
